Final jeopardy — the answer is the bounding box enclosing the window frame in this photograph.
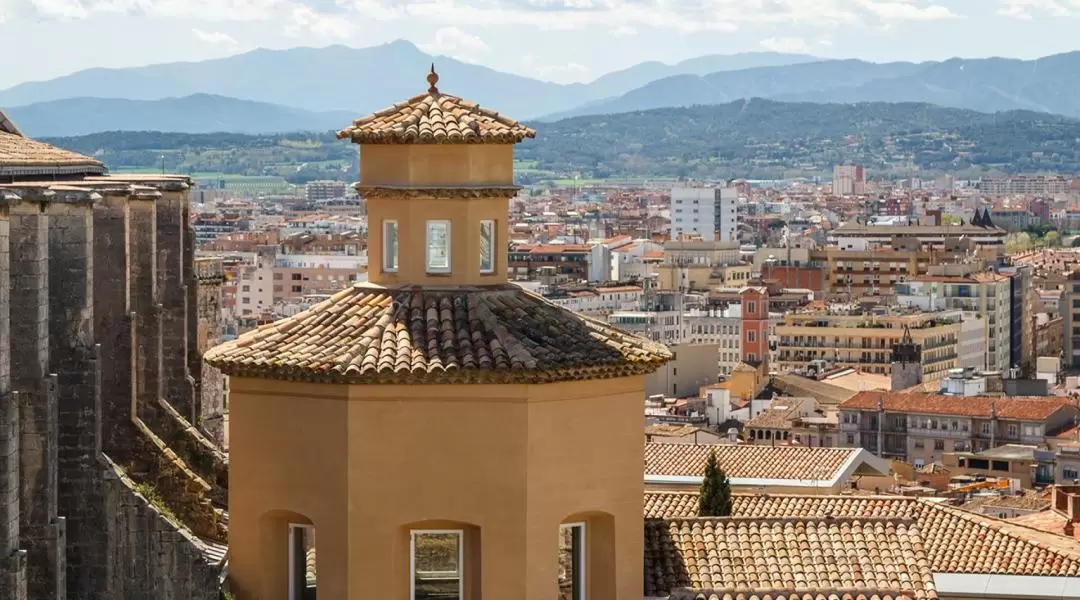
[410,529,464,600]
[559,522,587,600]
[479,219,496,274]
[383,219,399,273]
[426,220,452,274]
[288,523,315,600]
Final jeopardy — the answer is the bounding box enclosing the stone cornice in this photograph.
[354,184,520,199]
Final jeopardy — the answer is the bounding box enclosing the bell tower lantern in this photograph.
[339,65,534,286]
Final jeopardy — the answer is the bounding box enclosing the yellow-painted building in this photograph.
[205,68,670,600]
[774,306,961,381]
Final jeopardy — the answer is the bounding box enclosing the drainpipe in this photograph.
[877,393,885,457]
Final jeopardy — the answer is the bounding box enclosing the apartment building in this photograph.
[827,222,1007,251]
[507,243,589,279]
[670,185,738,242]
[656,239,741,291]
[981,174,1071,196]
[833,164,866,195]
[233,246,366,317]
[896,270,1012,371]
[684,308,742,377]
[838,391,1080,467]
[775,306,962,381]
[1065,271,1080,367]
[544,283,643,317]
[304,179,348,201]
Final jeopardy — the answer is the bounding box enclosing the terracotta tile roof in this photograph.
[674,591,920,600]
[646,424,705,439]
[841,392,1075,421]
[645,517,936,599]
[0,130,105,175]
[642,492,1080,594]
[644,443,857,481]
[336,68,535,145]
[204,284,670,384]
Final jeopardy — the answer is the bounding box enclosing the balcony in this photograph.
[907,426,971,439]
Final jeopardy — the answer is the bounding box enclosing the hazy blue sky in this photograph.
[1,0,1079,89]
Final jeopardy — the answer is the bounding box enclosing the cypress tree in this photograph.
[698,450,733,517]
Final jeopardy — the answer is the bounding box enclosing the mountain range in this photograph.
[7,94,355,137]
[0,41,814,123]
[2,41,1080,136]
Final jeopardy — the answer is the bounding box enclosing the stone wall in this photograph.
[9,194,64,600]
[0,194,27,600]
[195,258,226,448]
[48,195,105,600]
[102,460,219,600]
[0,179,225,600]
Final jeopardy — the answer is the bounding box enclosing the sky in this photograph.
[1,0,1079,89]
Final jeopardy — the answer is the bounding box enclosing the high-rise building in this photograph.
[669,186,738,242]
[305,179,347,202]
[832,164,866,196]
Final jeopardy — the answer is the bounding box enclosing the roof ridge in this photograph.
[661,515,918,524]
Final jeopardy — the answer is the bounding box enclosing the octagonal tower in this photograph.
[207,67,670,600]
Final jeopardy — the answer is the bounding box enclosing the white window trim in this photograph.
[560,522,586,600]
[426,220,452,274]
[383,219,398,273]
[288,523,315,600]
[410,529,463,600]
[479,219,496,274]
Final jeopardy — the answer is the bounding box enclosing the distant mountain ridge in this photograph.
[6,94,355,137]
[0,41,815,121]
[542,52,1080,120]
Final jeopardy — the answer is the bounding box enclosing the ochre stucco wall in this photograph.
[360,144,515,187]
[367,194,509,286]
[227,375,646,600]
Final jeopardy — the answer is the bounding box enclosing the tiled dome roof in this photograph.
[205,284,670,384]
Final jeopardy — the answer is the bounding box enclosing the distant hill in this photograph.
[39,99,1080,183]
[0,41,814,121]
[520,98,1080,180]
[7,94,355,137]
[542,52,1080,120]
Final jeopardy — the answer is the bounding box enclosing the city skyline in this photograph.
[2,0,1080,89]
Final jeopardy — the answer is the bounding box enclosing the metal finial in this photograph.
[427,63,439,94]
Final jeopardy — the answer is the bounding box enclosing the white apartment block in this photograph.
[895,273,1013,371]
[670,186,738,242]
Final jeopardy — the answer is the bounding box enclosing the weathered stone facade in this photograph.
[195,258,226,448]
[0,174,225,600]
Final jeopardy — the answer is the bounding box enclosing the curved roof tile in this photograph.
[205,284,670,384]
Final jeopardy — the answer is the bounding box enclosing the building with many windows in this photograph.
[838,391,1079,468]
[775,305,962,381]
[669,185,738,242]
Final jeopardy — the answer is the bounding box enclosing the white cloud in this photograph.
[418,26,489,61]
[759,36,811,53]
[855,0,958,21]
[611,24,636,36]
[286,4,352,37]
[997,0,1075,19]
[192,28,240,45]
[30,0,89,19]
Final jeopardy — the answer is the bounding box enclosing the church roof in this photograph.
[204,284,670,385]
[336,66,536,145]
[0,127,105,178]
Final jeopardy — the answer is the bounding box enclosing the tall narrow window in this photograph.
[558,523,585,600]
[411,530,462,600]
[288,524,316,600]
[426,220,451,274]
[383,220,398,273]
[479,219,495,274]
